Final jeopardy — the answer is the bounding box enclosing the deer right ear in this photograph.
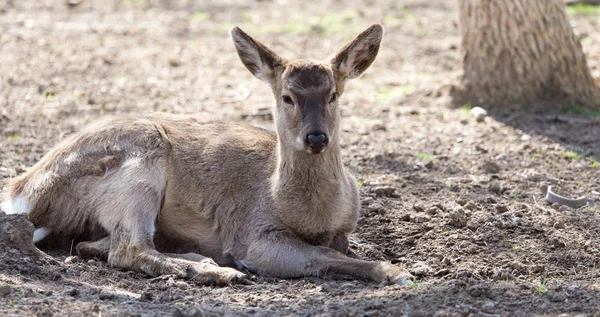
[331,24,383,80]
[230,27,285,83]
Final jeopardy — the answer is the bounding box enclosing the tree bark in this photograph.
[458,0,600,108]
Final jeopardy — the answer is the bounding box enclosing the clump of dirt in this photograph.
[0,214,43,256]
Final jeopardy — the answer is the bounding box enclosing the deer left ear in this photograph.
[330,24,383,80]
[230,26,286,83]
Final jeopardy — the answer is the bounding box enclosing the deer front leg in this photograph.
[243,237,413,285]
[329,234,349,254]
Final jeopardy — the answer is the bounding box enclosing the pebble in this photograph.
[553,220,565,229]
[64,256,78,264]
[471,106,488,122]
[495,204,509,213]
[173,307,205,317]
[549,291,567,302]
[481,301,495,313]
[425,207,439,216]
[66,288,79,297]
[539,183,550,195]
[488,183,502,195]
[413,204,425,212]
[140,291,153,302]
[558,205,572,212]
[373,186,397,198]
[414,215,431,223]
[464,201,479,211]
[368,203,386,214]
[483,161,501,174]
[371,122,387,132]
[448,208,468,228]
[410,262,433,277]
[0,285,11,296]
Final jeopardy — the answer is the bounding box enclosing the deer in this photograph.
[1,24,413,286]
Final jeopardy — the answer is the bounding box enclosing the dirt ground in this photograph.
[1,0,600,316]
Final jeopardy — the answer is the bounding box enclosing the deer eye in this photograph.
[329,92,338,103]
[282,95,294,105]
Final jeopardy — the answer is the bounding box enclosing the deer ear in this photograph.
[230,27,285,83]
[330,24,383,80]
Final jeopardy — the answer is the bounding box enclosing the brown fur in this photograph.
[2,25,413,286]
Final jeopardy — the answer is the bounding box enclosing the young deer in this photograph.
[1,25,413,286]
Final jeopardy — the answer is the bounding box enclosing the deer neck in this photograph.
[271,137,344,199]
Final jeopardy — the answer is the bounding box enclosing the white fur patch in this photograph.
[1,194,33,215]
[33,228,52,244]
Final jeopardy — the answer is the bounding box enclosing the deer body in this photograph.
[2,25,412,285]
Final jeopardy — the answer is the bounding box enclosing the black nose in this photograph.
[306,133,328,152]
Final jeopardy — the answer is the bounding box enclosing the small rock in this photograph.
[488,183,502,195]
[558,205,571,212]
[464,201,479,211]
[424,161,434,169]
[481,301,495,313]
[475,145,488,153]
[495,204,509,213]
[483,161,501,174]
[549,291,567,302]
[66,288,79,297]
[531,265,545,273]
[64,256,78,264]
[373,186,397,198]
[371,122,387,132]
[425,207,439,216]
[173,307,205,317]
[471,106,488,122]
[140,291,153,302]
[553,220,565,229]
[400,214,411,222]
[66,0,82,8]
[414,215,431,223]
[168,58,182,67]
[0,285,11,296]
[492,269,512,281]
[367,203,386,214]
[539,183,549,195]
[509,261,526,272]
[413,204,425,212]
[550,238,566,248]
[410,262,433,277]
[448,208,468,228]
[362,197,374,206]
[455,199,467,206]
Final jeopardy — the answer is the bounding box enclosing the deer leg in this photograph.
[329,234,349,254]
[77,239,217,266]
[86,163,245,285]
[76,236,111,261]
[244,236,413,285]
[106,225,245,285]
[162,252,218,266]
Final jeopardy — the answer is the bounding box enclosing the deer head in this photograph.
[231,25,383,155]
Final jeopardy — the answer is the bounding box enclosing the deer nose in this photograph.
[306,133,328,152]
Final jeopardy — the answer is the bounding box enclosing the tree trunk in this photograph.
[458,0,600,108]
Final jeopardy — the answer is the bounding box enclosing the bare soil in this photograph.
[1,1,600,316]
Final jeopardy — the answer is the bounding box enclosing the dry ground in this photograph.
[1,0,600,316]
